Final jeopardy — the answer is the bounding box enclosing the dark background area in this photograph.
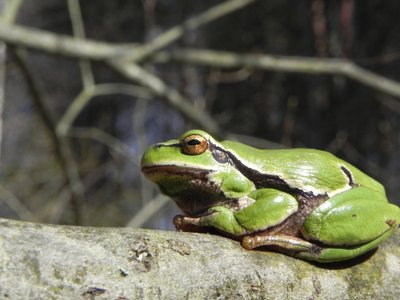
[0,0,399,229]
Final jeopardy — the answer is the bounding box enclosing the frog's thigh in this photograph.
[302,187,400,246]
[297,227,397,262]
[234,188,298,232]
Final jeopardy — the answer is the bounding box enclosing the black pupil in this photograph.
[187,139,201,146]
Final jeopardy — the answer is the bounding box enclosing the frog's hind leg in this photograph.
[242,222,397,262]
[242,234,323,258]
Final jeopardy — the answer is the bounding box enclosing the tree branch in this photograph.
[67,0,94,88]
[0,0,23,161]
[1,22,400,101]
[56,83,152,136]
[0,22,132,59]
[107,60,223,136]
[154,48,400,99]
[0,217,399,298]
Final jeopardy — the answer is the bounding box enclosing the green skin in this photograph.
[141,130,400,262]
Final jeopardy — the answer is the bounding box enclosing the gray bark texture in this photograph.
[0,217,399,300]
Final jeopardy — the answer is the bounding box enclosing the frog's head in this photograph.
[141,130,254,215]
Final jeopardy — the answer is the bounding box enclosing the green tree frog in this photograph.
[141,130,400,262]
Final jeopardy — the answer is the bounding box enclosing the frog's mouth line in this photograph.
[141,165,213,179]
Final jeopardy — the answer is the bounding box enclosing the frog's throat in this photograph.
[142,165,255,216]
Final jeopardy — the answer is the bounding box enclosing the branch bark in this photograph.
[0,217,399,299]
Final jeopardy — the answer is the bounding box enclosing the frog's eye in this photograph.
[181,134,208,155]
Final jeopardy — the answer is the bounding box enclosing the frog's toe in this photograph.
[241,235,258,249]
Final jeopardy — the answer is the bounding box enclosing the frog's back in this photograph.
[221,141,385,196]
[270,148,384,194]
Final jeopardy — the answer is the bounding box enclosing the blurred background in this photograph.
[0,0,399,230]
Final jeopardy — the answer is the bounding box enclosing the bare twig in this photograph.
[0,22,133,60]
[154,48,400,100]
[126,194,169,227]
[0,0,22,23]
[67,0,94,88]
[67,126,138,165]
[56,83,152,136]
[0,185,35,221]
[107,60,223,136]
[132,98,153,206]
[0,0,23,162]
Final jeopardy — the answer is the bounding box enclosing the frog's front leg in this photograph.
[173,206,248,236]
[174,188,299,237]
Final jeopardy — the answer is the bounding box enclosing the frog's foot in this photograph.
[173,215,209,233]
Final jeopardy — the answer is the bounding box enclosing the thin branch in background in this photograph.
[67,0,94,88]
[12,48,85,225]
[67,126,138,165]
[0,0,23,163]
[0,22,134,60]
[153,48,400,105]
[107,61,223,136]
[0,185,36,221]
[0,0,23,23]
[119,0,259,63]
[46,186,72,224]
[126,194,169,227]
[0,42,5,162]
[56,83,153,136]
[132,98,151,206]
[137,0,165,218]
